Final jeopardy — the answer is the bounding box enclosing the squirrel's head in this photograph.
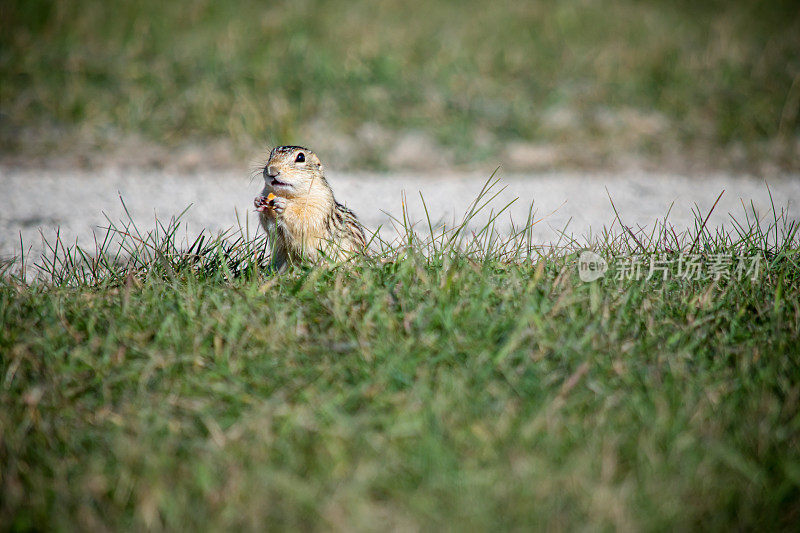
[263,145,327,199]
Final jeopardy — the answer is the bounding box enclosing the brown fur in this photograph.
[256,146,366,269]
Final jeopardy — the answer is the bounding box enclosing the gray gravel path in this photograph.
[2,166,799,269]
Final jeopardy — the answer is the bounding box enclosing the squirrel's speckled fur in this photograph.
[254,146,366,269]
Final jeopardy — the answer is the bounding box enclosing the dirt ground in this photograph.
[2,165,799,270]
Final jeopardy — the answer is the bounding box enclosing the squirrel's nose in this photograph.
[265,165,279,178]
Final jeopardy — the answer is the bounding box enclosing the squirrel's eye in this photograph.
[295,152,305,163]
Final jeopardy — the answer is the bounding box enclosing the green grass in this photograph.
[1,182,799,530]
[2,0,799,168]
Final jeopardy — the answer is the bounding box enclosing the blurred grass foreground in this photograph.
[1,179,800,530]
[1,0,799,170]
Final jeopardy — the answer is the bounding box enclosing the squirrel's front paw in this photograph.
[254,193,286,216]
[270,195,287,215]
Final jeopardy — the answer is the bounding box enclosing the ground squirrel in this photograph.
[254,145,367,269]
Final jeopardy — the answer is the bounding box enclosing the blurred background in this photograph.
[1,0,799,173]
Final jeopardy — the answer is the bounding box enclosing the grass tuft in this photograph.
[1,182,799,530]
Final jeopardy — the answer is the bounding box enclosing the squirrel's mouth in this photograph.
[270,178,293,189]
